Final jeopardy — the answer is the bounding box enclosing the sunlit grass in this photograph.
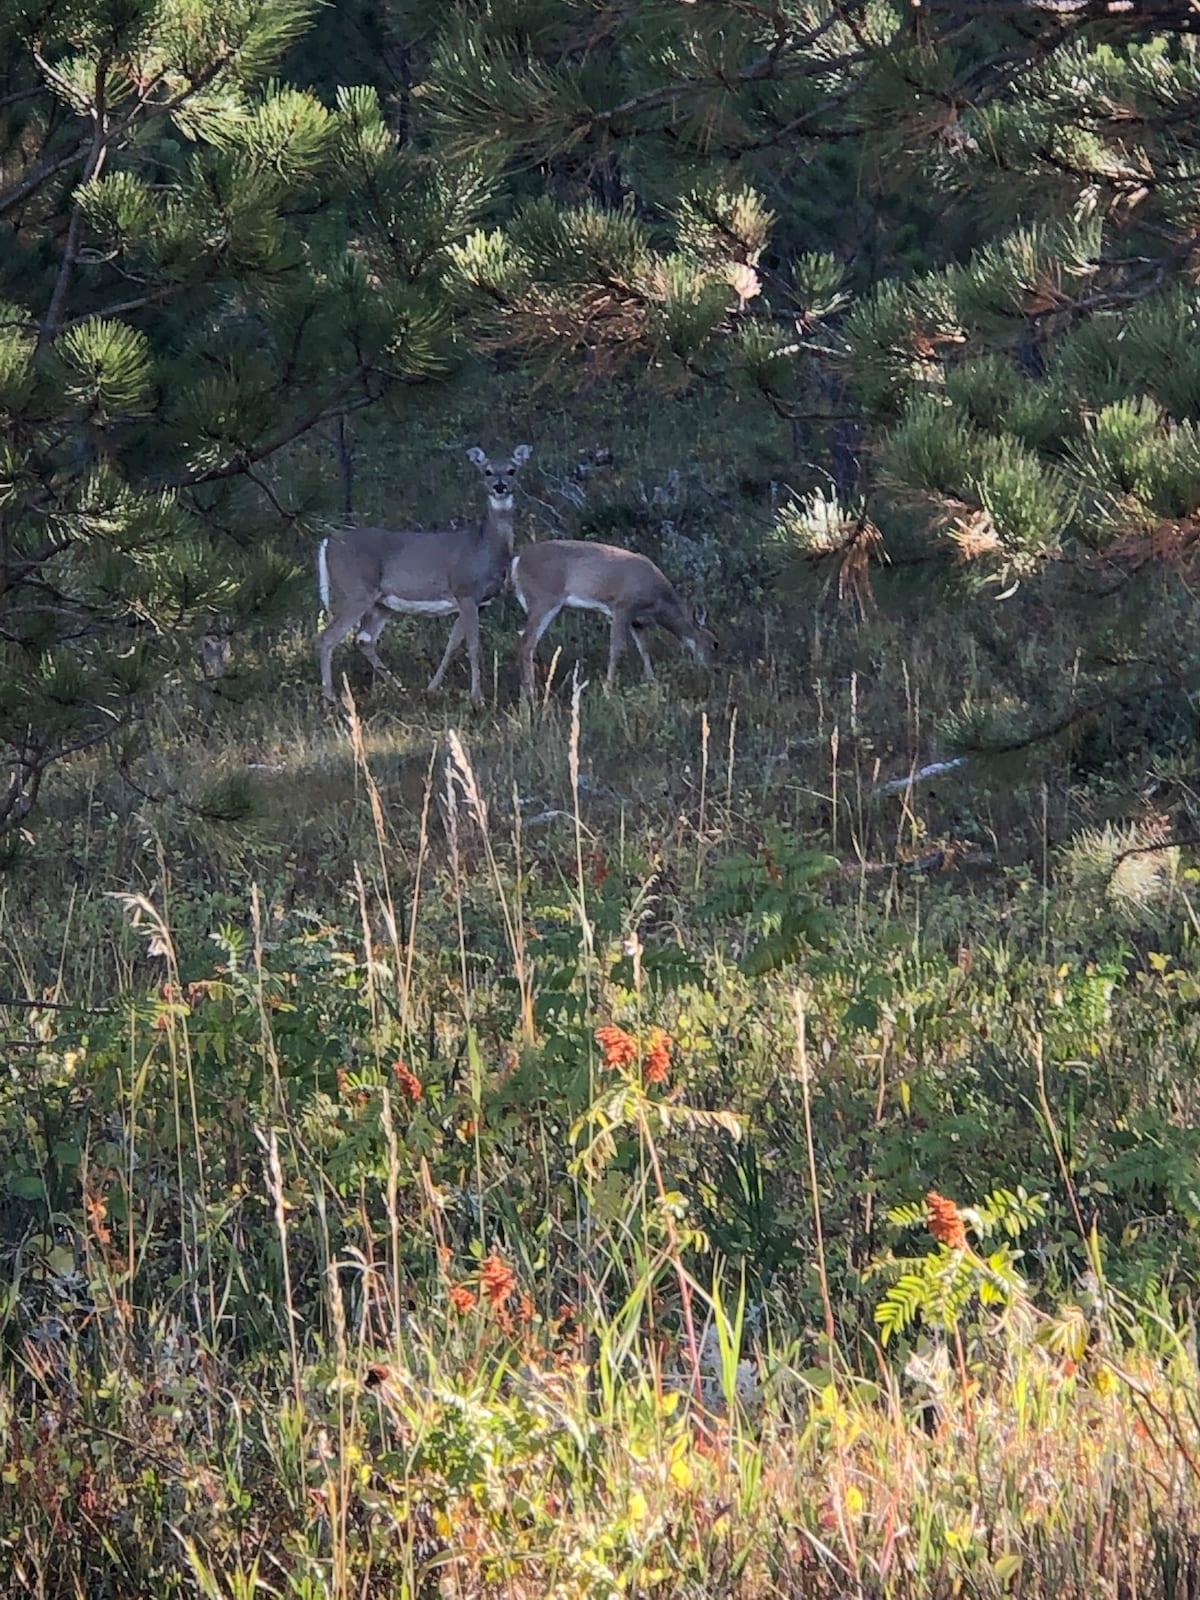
[5,379,1200,1596]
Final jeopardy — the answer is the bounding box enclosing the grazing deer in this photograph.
[316,444,532,707]
[510,540,718,694]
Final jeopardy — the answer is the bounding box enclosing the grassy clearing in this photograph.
[4,377,1200,1597]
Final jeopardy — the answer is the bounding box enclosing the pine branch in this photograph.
[1112,834,1200,867]
[587,39,872,136]
[1,36,254,234]
[2,713,129,831]
[956,19,1075,99]
[57,283,194,331]
[919,0,1200,25]
[0,85,45,113]
[0,138,89,218]
[243,465,301,523]
[1,538,73,596]
[36,51,111,352]
[458,18,872,151]
[166,373,380,489]
[957,676,1178,759]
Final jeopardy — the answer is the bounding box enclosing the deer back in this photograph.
[322,516,508,610]
[515,540,673,609]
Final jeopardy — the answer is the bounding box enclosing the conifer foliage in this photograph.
[429,2,1200,539]
[0,0,481,832]
[8,0,1200,825]
[428,1,1200,750]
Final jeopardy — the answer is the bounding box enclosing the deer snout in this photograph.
[694,630,720,670]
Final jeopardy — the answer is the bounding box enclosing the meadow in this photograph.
[4,372,1200,1599]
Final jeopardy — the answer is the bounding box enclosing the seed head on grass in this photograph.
[926,1191,968,1251]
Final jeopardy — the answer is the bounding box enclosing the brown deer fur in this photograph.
[510,539,718,693]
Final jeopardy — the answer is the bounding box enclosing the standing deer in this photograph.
[510,539,719,694]
[316,444,532,707]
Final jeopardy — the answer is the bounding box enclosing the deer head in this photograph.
[684,603,720,668]
[466,444,532,509]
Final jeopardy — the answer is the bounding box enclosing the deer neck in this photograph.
[483,495,516,556]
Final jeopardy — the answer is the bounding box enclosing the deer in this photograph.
[510,539,719,695]
[316,444,532,708]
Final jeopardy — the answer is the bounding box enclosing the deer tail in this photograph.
[317,537,331,614]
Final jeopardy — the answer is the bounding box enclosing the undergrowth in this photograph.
[4,380,1200,1596]
[4,684,1200,1597]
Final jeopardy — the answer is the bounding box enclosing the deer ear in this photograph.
[512,444,532,465]
[466,447,487,468]
[693,603,708,628]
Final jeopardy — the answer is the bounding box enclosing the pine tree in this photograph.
[418,0,1200,761]
[0,0,490,832]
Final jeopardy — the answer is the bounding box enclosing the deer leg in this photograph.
[460,600,484,708]
[606,612,632,690]
[632,625,655,683]
[356,608,398,682]
[318,607,369,703]
[518,624,537,697]
[427,612,465,692]
[519,604,562,696]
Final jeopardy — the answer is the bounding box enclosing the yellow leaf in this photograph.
[1094,1365,1118,1396]
[845,1485,864,1517]
[629,1490,649,1524]
[46,1245,76,1277]
[670,1456,693,1490]
[899,1079,911,1115]
[993,1552,1021,1585]
[658,1390,680,1417]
